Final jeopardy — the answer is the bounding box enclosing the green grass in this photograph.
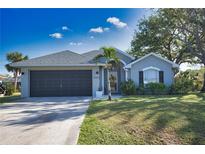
[0,93,21,104]
[78,93,205,144]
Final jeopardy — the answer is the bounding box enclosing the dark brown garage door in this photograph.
[30,70,92,97]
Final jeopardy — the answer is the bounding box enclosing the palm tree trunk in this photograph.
[14,70,19,92]
[107,68,112,101]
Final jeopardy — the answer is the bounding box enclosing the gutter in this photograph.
[10,63,106,68]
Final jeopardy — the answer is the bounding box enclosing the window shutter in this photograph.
[159,71,164,83]
[139,71,144,86]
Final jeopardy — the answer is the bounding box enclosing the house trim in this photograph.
[116,49,135,60]
[124,52,179,69]
[142,66,160,71]
[11,64,106,67]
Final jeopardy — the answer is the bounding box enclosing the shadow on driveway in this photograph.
[0,97,91,144]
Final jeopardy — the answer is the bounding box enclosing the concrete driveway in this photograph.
[0,97,91,145]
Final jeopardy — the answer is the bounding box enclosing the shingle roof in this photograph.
[10,50,100,67]
[10,49,134,67]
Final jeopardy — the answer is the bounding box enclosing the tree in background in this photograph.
[171,67,205,94]
[130,9,194,65]
[5,52,28,92]
[170,9,205,91]
[94,47,119,101]
[131,8,205,91]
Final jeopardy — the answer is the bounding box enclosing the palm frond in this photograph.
[93,54,105,63]
[23,55,29,60]
[5,64,13,72]
[100,46,120,64]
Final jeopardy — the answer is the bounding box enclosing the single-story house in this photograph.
[10,49,179,98]
[0,75,7,84]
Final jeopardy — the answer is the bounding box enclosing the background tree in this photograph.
[130,9,194,65]
[170,9,205,91]
[94,47,119,101]
[5,52,28,92]
[131,8,205,91]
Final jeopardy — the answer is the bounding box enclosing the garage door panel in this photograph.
[30,70,92,97]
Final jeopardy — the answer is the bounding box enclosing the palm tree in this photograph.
[94,47,119,101]
[5,52,28,92]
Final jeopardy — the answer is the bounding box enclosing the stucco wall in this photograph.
[21,68,30,98]
[20,66,100,97]
[130,55,174,86]
[127,68,131,80]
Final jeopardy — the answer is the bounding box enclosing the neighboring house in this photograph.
[2,76,21,83]
[0,75,21,90]
[0,75,7,84]
[10,49,179,98]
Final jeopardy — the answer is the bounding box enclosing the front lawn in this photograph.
[78,94,205,144]
[0,93,21,104]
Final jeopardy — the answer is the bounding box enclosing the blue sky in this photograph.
[0,8,151,74]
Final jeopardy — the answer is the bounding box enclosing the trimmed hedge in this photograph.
[137,82,168,95]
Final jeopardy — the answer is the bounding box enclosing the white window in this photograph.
[143,67,160,84]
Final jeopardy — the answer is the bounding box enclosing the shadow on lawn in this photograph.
[88,94,205,144]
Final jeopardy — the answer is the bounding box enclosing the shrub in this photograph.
[169,70,197,94]
[170,78,193,94]
[145,82,167,94]
[3,82,15,96]
[120,80,136,95]
[136,83,168,95]
[136,86,145,95]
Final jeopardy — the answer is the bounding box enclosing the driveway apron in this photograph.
[0,97,90,145]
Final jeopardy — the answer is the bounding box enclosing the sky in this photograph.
[0,8,200,75]
[0,8,152,74]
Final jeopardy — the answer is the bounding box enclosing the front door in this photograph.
[109,71,118,93]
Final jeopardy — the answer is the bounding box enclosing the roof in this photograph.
[82,48,134,61]
[124,52,179,69]
[10,50,102,67]
[10,49,134,67]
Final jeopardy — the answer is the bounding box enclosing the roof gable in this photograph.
[81,48,134,61]
[10,48,134,67]
[125,53,179,69]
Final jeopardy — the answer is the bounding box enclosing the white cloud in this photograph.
[69,42,83,46]
[89,27,104,33]
[62,26,69,30]
[90,36,94,39]
[103,27,110,31]
[107,17,127,28]
[89,27,110,33]
[49,33,63,39]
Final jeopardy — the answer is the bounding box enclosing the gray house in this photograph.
[11,49,179,98]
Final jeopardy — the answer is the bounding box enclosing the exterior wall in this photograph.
[130,55,174,86]
[127,68,131,80]
[20,66,100,98]
[92,67,100,97]
[21,68,30,97]
[99,66,104,94]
